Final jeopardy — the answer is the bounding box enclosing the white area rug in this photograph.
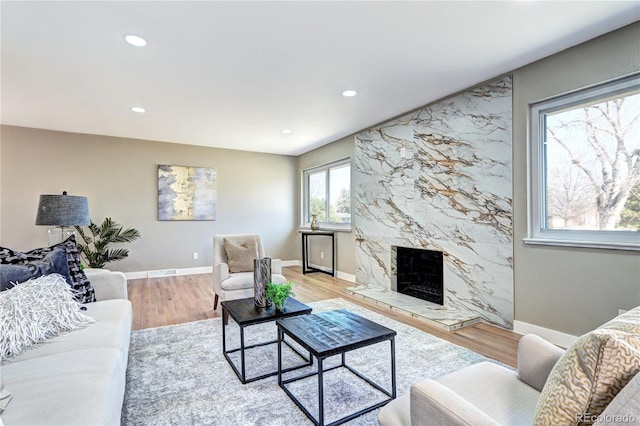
[122,298,496,425]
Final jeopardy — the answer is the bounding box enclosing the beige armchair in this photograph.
[212,234,286,310]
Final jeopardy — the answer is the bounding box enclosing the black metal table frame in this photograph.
[301,231,336,277]
[222,307,312,384]
[277,330,396,426]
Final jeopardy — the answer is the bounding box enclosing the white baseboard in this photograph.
[337,271,356,283]
[123,262,357,284]
[307,262,356,283]
[514,320,578,349]
[177,266,212,275]
[124,271,147,280]
[125,266,212,280]
[279,260,356,282]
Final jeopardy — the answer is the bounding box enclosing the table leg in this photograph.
[318,357,324,426]
[240,326,246,383]
[277,328,283,386]
[302,233,308,274]
[222,307,227,354]
[391,337,397,398]
[331,233,335,277]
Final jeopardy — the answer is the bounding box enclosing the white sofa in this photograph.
[0,269,132,426]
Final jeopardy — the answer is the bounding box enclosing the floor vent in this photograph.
[148,269,178,278]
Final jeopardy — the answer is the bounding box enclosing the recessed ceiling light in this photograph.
[342,89,357,97]
[131,106,146,113]
[124,34,147,47]
[281,129,293,134]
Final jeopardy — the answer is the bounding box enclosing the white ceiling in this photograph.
[1,1,639,156]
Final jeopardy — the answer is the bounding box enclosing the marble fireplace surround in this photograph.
[347,76,514,330]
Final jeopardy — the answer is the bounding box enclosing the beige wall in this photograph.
[296,135,356,276]
[0,126,298,272]
[512,22,640,335]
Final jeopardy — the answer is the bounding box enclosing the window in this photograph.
[303,158,351,229]
[526,74,640,250]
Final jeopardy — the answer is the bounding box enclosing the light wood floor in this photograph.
[127,266,521,367]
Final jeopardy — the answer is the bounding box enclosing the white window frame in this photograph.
[525,73,640,251]
[302,158,352,231]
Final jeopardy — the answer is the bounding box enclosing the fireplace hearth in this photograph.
[393,246,443,305]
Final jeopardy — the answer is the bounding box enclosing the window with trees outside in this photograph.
[527,74,640,250]
[303,158,351,229]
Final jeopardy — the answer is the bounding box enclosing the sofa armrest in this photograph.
[271,259,283,275]
[84,269,128,301]
[411,379,499,426]
[517,334,565,392]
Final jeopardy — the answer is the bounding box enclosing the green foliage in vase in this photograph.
[75,217,141,269]
[265,281,296,311]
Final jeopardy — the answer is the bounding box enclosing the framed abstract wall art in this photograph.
[158,165,217,221]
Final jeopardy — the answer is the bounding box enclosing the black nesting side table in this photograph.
[276,309,397,426]
[221,297,312,384]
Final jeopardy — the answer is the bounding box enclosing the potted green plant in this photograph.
[75,217,141,269]
[265,281,296,312]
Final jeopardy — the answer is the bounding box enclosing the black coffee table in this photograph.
[276,309,397,426]
[221,297,312,384]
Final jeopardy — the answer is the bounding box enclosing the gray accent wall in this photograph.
[0,126,299,272]
[512,22,640,335]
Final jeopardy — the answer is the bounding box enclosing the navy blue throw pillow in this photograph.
[0,235,96,303]
[0,246,72,291]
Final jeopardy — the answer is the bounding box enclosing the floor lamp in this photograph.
[35,191,90,246]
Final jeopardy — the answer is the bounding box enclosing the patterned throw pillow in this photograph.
[0,246,72,291]
[223,237,258,273]
[0,235,96,303]
[0,273,94,360]
[533,307,640,426]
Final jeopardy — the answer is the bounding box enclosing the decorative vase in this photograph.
[310,214,319,231]
[254,257,271,308]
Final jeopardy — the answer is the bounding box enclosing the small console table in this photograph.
[300,230,336,277]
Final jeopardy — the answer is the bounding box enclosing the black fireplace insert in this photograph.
[395,246,443,305]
